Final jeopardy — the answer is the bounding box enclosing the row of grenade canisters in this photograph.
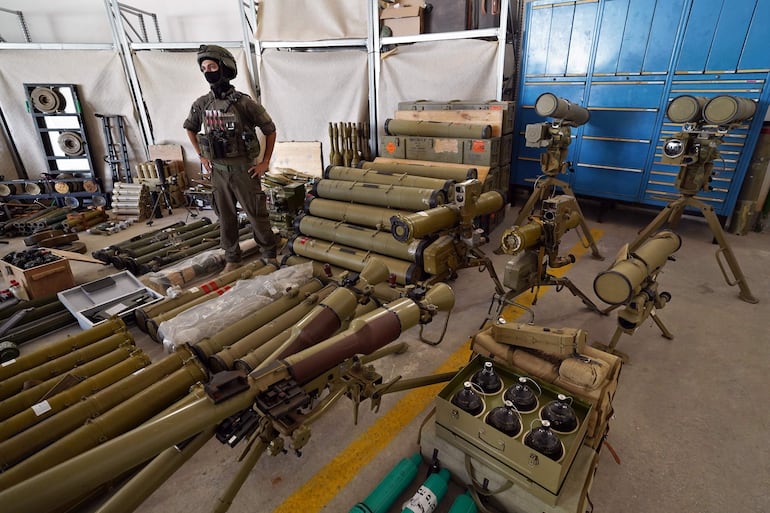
[2,248,62,270]
[328,121,372,168]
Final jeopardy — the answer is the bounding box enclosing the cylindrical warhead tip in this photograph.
[666,95,708,124]
[534,93,590,126]
[358,257,391,286]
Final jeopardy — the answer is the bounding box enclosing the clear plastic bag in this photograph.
[159,262,314,351]
[145,249,226,291]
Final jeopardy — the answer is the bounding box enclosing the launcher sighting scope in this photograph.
[534,93,590,127]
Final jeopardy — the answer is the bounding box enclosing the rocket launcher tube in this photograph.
[0,317,127,382]
[255,258,390,369]
[312,179,446,211]
[362,160,478,182]
[282,283,455,386]
[305,197,412,231]
[0,347,207,485]
[324,165,455,201]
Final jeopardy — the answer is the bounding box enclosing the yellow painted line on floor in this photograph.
[273,228,604,513]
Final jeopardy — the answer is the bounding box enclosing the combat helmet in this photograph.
[197,44,237,80]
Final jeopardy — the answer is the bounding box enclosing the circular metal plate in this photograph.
[30,87,65,113]
[57,131,85,156]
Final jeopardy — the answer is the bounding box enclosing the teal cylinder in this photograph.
[401,468,450,513]
[448,491,477,513]
[349,453,422,513]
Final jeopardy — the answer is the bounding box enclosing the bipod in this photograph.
[514,174,603,260]
[629,194,758,304]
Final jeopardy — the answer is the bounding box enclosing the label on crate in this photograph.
[32,400,52,416]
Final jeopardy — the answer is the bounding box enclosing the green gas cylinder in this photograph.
[401,468,450,513]
[349,453,422,513]
[448,490,478,513]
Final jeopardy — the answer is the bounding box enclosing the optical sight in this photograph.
[534,93,590,127]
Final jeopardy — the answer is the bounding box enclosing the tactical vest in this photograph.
[196,92,260,163]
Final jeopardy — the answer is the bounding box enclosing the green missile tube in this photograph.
[135,260,267,332]
[0,317,127,382]
[217,284,337,372]
[295,214,430,265]
[127,224,224,268]
[324,165,455,201]
[362,160,477,182]
[0,292,61,322]
[0,349,208,486]
[0,285,454,513]
[0,351,151,441]
[312,179,445,211]
[304,197,411,231]
[0,346,194,470]
[121,219,214,257]
[401,468,450,513]
[191,278,326,368]
[391,190,505,243]
[349,453,422,513]
[253,258,390,371]
[288,235,422,285]
[0,346,136,421]
[92,221,186,262]
[0,331,134,401]
[384,118,492,139]
[1,310,76,345]
[93,426,217,513]
[448,491,478,513]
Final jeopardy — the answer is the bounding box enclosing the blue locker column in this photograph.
[573,0,685,201]
[640,0,770,216]
[512,0,598,188]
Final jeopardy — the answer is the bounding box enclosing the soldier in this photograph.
[184,44,278,272]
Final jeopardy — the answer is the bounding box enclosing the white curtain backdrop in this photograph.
[257,0,369,41]
[0,49,144,186]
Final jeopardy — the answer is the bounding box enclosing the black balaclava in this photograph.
[205,64,232,98]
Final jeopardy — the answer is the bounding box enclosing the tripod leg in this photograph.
[592,327,630,363]
[549,275,605,315]
[698,202,759,304]
[650,310,674,340]
[628,200,682,252]
[560,183,603,259]
[513,182,546,226]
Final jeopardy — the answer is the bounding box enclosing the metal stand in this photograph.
[514,174,603,259]
[629,195,758,304]
[96,114,131,183]
[593,298,674,364]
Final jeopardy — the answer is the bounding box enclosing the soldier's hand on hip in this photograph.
[249,160,269,178]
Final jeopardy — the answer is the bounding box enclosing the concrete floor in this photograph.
[3,197,769,513]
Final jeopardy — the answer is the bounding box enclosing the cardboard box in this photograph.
[381,3,424,36]
[4,257,75,299]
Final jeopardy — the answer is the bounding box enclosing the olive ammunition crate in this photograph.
[378,135,406,159]
[397,100,515,134]
[58,271,163,330]
[3,257,75,299]
[435,355,592,499]
[403,136,502,166]
[462,137,501,167]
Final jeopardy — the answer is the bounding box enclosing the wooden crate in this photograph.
[4,257,75,299]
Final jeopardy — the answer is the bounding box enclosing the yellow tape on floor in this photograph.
[273,228,604,512]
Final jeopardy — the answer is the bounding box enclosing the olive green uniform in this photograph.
[184,88,277,262]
